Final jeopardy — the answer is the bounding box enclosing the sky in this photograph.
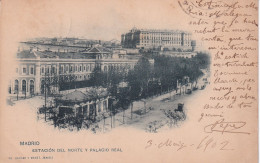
[0,0,196,84]
[1,0,193,42]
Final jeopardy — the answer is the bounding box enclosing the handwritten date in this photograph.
[145,136,233,152]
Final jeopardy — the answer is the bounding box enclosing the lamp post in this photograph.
[44,65,47,121]
[110,97,116,129]
[110,102,113,129]
[16,88,19,101]
[24,87,26,99]
[158,81,162,95]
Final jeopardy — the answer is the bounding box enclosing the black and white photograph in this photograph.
[8,28,210,133]
[0,0,257,162]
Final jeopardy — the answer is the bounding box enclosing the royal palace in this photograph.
[121,27,193,50]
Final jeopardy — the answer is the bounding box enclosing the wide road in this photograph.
[100,85,209,133]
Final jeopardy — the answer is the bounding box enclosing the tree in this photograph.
[89,67,104,86]
[87,87,107,122]
[193,52,210,69]
[127,56,152,99]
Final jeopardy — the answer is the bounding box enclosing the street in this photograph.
[6,79,209,134]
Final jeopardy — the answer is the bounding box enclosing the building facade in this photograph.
[121,27,192,51]
[9,46,151,96]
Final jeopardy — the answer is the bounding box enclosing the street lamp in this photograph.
[110,97,116,129]
[158,81,162,95]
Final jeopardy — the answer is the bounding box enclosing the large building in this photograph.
[121,27,192,51]
[9,44,152,97]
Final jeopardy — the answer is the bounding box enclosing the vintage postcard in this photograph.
[0,0,258,162]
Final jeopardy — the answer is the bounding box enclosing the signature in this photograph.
[204,118,250,134]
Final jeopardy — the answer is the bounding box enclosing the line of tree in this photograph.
[44,52,210,103]
[41,52,209,126]
[87,53,210,111]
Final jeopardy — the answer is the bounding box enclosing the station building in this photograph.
[9,46,151,96]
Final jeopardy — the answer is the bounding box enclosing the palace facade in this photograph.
[121,27,192,50]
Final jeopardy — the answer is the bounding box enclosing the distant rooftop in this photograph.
[16,46,142,60]
[126,27,191,34]
[16,47,112,59]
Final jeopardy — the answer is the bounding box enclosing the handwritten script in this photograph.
[178,0,257,125]
[145,136,234,152]
[176,0,257,152]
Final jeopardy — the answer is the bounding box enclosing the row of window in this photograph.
[13,79,34,94]
[141,37,182,40]
[54,74,93,81]
[39,64,95,75]
[141,40,182,44]
[16,66,34,75]
[103,64,132,71]
[18,63,134,76]
[76,74,92,80]
[41,66,57,74]
[141,32,188,36]
[60,64,95,74]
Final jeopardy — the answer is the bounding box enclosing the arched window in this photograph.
[22,80,26,94]
[30,80,34,95]
[51,67,56,74]
[30,67,34,75]
[60,66,64,73]
[45,67,49,74]
[15,80,19,94]
[104,66,107,72]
